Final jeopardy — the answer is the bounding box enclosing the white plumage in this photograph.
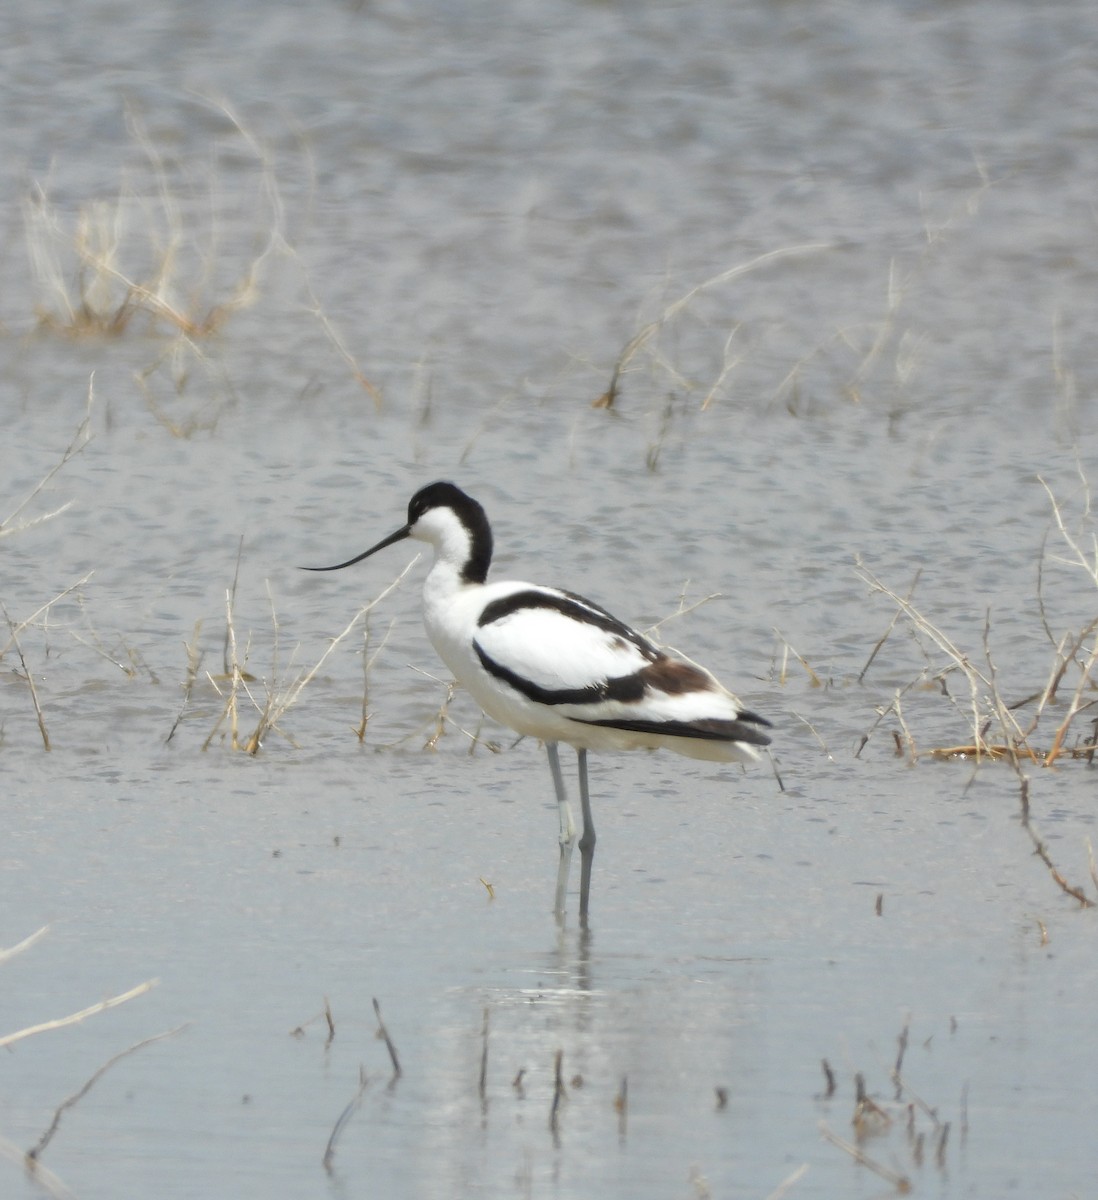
[308,481,771,921]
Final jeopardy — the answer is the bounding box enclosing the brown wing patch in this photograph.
[639,656,716,695]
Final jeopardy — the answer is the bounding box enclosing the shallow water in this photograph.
[2,1,1097,1197]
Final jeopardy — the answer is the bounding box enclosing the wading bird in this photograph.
[306,482,770,921]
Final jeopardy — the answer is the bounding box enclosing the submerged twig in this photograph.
[1018,777,1094,907]
[478,1007,489,1102]
[28,1025,189,1162]
[549,1049,566,1136]
[372,998,401,1079]
[322,1065,368,1171]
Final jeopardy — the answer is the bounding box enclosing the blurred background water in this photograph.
[2,2,1097,1197]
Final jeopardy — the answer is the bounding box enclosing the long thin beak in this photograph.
[302,523,411,571]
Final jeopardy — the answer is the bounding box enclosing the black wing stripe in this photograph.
[575,715,772,746]
[474,642,646,707]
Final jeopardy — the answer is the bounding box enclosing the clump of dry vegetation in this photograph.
[854,467,1098,908]
[819,1017,965,1195]
[21,101,379,420]
[23,111,271,342]
[168,551,418,754]
[857,469,1098,767]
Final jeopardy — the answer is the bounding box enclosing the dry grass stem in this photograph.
[856,559,1035,760]
[0,925,50,966]
[643,583,723,642]
[0,379,93,540]
[699,324,743,411]
[166,621,204,744]
[772,630,824,688]
[247,560,418,753]
[1043,633,1098,767]
[763,1163,809,1200]
[595,243,833,408]
[354,616,396,742]
[858,569,921,683]
[2,603,51,750]
[790,710,833,761]
[26,107,275,341]
[860,474,1098,763]
[28,1024,189,1163]
[1,980,157,1050]
[421,675,458,750]
[0,573,95,663]
[202,588,250,751]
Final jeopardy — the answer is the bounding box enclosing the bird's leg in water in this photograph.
[546,742,575,920]
[576,749,596,923]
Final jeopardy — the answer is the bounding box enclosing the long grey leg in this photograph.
[546,742,575,918]
[576,749,596,922]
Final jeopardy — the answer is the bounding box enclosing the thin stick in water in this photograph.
[0,980,157,1050]
[820,1122,911,1193]
[28,1025,189,1162]
[478,1007,489,1101]
[322,1065,368,1172]
[549,1049,565,1135]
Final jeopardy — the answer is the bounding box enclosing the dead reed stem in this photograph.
[243,556,420,753]
[762,1164,809,1200]
[0,573,95,663]
[1,980,157,1051]
[0,379,93,541]
[1044,633,1098,767]
[0,925,50,966]
[858,568,921,683]
[596,243,833,408]
[1018,777,1094,907]
[2,604,51,750]
[354,615,395,742]
[165,621,203,744]
[772,630,823,687]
